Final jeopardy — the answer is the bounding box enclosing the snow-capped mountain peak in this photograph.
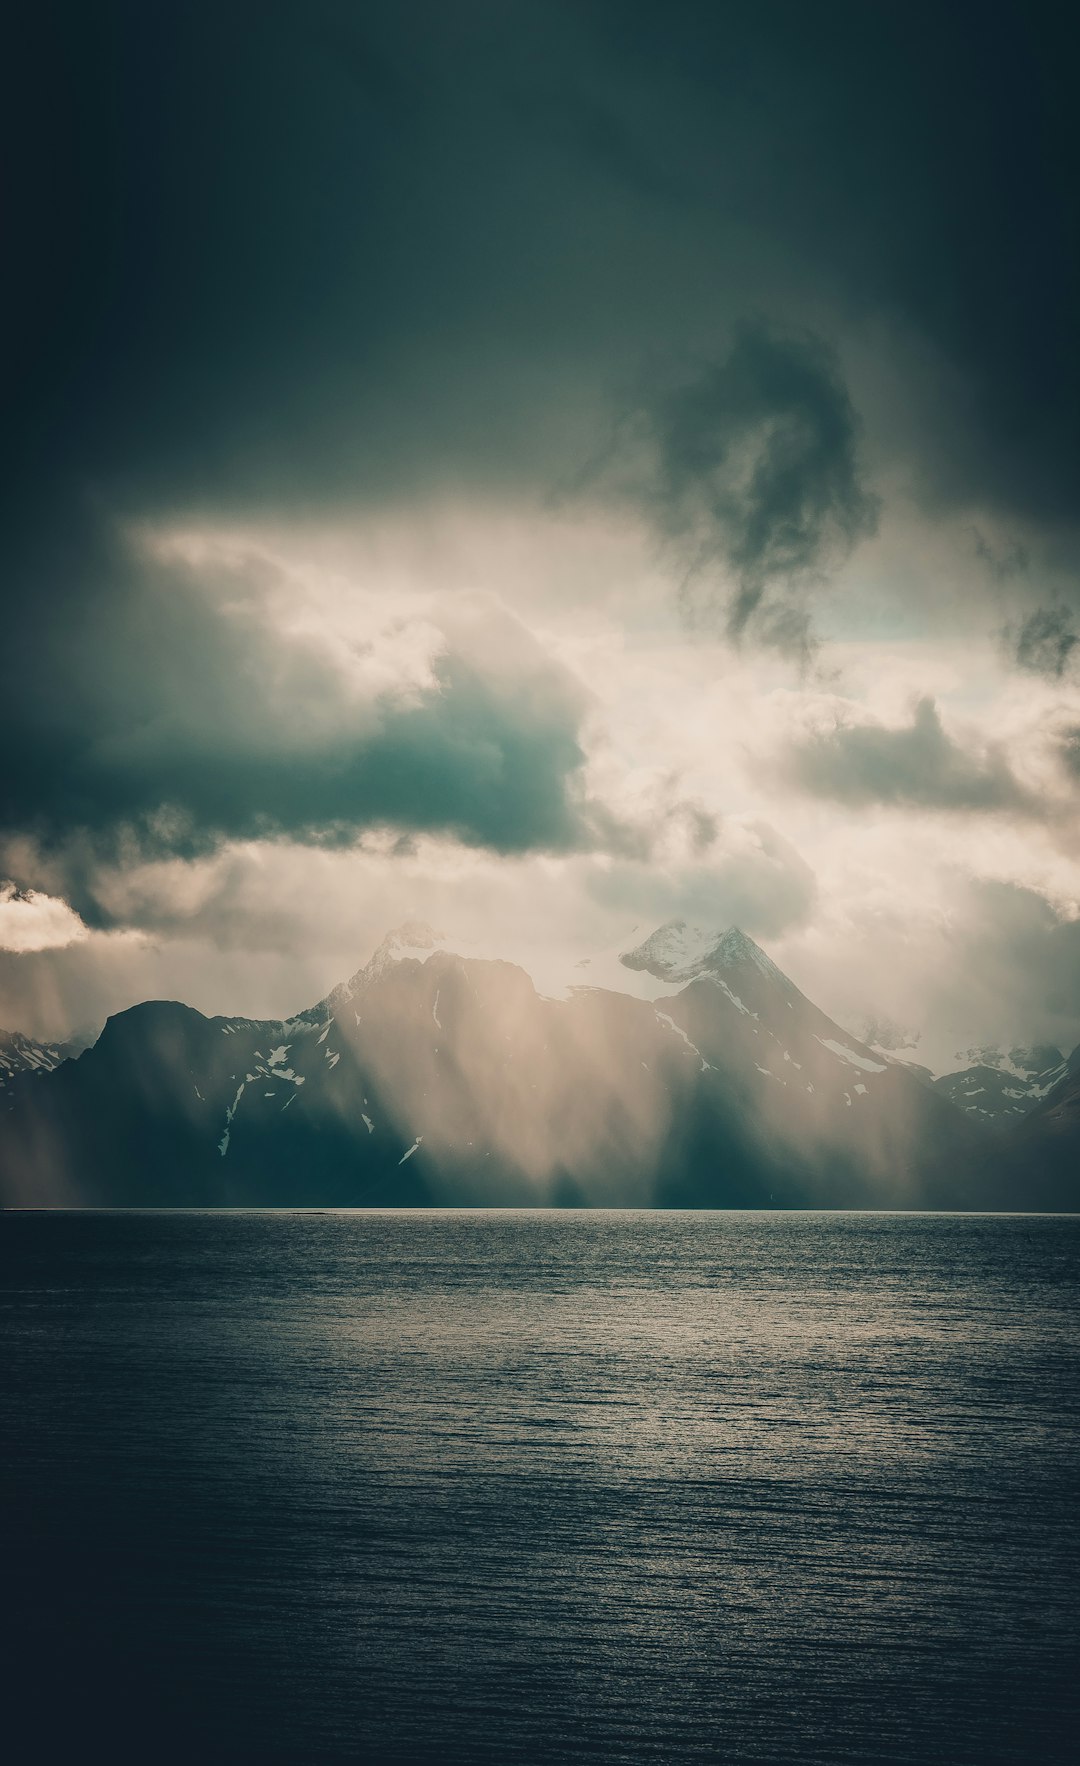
[619,920,789,989]
[362,922,447,978]
[619,920,720,981]
[327,922,449,1006]
[706,926,792,986]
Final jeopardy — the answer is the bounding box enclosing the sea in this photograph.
[1,1209,1077,1764]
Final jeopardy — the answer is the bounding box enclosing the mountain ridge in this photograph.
[0,922,1073,1210]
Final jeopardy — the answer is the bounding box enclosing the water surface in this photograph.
[2,1209,1077,1763]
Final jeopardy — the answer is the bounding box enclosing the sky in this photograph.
[3,0,1079,1072]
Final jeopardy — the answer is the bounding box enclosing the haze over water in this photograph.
[3,1209,1078,1764]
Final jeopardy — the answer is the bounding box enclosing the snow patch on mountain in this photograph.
[218,1081,246,1156]
[707,975,755,1016]
[654,1011,712,1071]
[815,1037,887,1074]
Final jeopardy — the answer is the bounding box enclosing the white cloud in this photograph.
[0,886,88,954]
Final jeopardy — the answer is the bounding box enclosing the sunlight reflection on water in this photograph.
[2,1209,1078,1763]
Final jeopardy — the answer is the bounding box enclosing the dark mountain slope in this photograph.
[0,921,993,1208]
[984,1049,1080,1210]
[622,925,978,1205]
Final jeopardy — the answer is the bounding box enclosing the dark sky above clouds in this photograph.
[3,0,1079,1055]
[9,1,1080,519]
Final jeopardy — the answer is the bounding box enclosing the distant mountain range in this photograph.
[0,1027,86,1095]
[926,1044,1069,1126]
[1,922,1075,1209]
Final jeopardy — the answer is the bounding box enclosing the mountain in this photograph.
[977,1044,1080,1209]
[0,1028,84,1095]
[615,922,976,1197]
[1021,1050,1080,1146]
[932,1045,1069,1129]
[0,918,1019,1210]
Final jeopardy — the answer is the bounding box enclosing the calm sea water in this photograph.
[1,1209,1078,1764]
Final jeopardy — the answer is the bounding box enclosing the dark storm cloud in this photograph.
[0,512,617,926]
[631,326,878,651]
[775,698,1033,816]
[1011,608,1079,679]
[6,1,1078,526]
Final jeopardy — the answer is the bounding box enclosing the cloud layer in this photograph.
[0,513,624,927]
[632,327,878,653]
